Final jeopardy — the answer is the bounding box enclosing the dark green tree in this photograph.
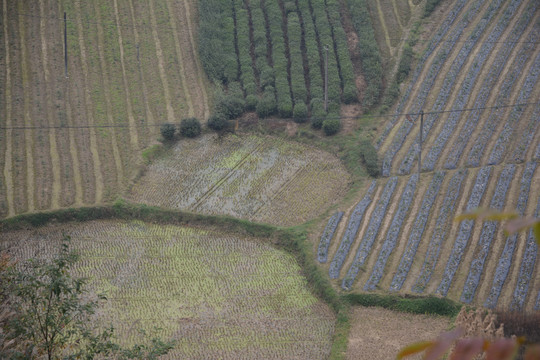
[160,123,176,141]
[180,118,202,138]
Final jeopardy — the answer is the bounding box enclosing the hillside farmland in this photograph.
[1,220,335,358]
[129,133,350,227]
[319,0,540,312]
[0,0,210,218]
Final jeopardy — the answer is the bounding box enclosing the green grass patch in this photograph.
[342,293,462,317]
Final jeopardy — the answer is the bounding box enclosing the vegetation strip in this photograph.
[383,0,489,176]
[411,169,466,293]
[364,173,418,291]
[329,180,377,279]
[342,177,398,290]
[421,0,523,172]
[390,172,445,291]
[436,166,493,296]
[485,161,537,308]
[318,211,344,263]
[376,0,469,149]
[443,1,538,169]
[460,164,516,304]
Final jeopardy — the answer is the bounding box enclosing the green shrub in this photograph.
[245,94,258,111]
[424,0,443,17]
[207,113,229,131]
[180,117,201,138]
[322,118,340,136]
[293,102,308,123]
[278,97,293,118]
[397,45,414,83]
[310,98,326,129]
[160,123,176,141]
[256,89,277,118]
[359,138,380,177]
[215,94,245,120]
[343,83,358,104]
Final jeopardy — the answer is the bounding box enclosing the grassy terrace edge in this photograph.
[0,200,462,359]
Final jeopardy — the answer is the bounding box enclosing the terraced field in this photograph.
[0,0,210,219]
[318,0,540,311]
[130,133,350,227]
[0,220,335,359]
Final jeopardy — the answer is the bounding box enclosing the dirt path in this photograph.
[147,0,175,124]
[112,0,139,150]
[74,0,104,204]
[17,3,35,212]
[2,0,14,216]
[347,306,450,360]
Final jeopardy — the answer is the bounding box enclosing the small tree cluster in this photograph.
[359,138,380,177]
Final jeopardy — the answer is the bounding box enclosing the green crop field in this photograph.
[0,220,335,358]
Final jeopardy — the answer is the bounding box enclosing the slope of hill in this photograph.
[0,0,210,218]
[318,0,540,311]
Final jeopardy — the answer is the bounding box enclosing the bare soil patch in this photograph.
[347,306,450,360]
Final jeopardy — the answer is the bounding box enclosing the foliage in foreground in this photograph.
[0,236,174,360]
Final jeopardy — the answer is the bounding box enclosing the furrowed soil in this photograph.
[129,133,351,227]
[0,220,335,359]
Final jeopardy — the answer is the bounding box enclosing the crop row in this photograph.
[342,177,398,290]
[484,161,537,308]
[510,101,540,163]
[317,211,344,263]
[363,174,418,291]
[329,181,377,279]
[443,2,537,169]
[421,0,523,173]
[324,0,357,104]
[411,169,466,293]
[344,0,382,107]
[487,50,540,165]
[287,12,308,115]
[389,172,445,291]
[235,0,258,100]
[382,0,490,176]
[460,164,516,304]
[394,2,490,174]
[466,26,538,167]
[199,0,355,120]
[375,0,471,149]
[435,166,494,296]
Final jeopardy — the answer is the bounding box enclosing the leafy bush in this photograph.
[207,113,228,131]
[293,102,308,123]
[180,118,201,138]
[310,98,326,129]
[215,94,246,120]
[245,94,258,111]
[359,138,379,177]
[397,45,414,83]
[256,89,277,118]
[160,123,176,141]
[322,118,340,136]
[424,0,443,17]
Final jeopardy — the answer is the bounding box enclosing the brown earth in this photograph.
[346,306,450,360]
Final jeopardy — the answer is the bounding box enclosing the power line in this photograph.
[13,11,540,46]
[1,100,538,131]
